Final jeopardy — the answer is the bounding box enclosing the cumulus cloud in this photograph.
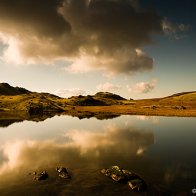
[0,0,163,75]
[65,46,154,76]
[56,88,86,97]
[128,79,157,93]
[96,82,121,92]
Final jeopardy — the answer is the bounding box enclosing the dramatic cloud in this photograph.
[96,82,121,92]
[128,79,157,93]
[0,0,163,75]
[56,88,86,97]
[64,48,154,75]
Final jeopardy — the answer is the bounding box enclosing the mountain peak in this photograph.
[94,92,127,100]
[0,83,11,87]
[0,83,31,95]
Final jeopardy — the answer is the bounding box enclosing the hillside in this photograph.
[0,83,128,114]
[135,91,196,108]
[0,83,30,95]
[66,92,127,106]
[163,91,196,102]
[94,92,126,100]
[0,83,196,117]
[0,83,65,114]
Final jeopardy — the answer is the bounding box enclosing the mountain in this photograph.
[0,83,30,95]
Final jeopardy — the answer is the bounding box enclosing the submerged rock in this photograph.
[33,171,48,181]
[128,178,145,191]
[101,166,146,191]
[101,166,137,182]
[121,169,138,181]
[101,166,125,182]
[56,167,71,179]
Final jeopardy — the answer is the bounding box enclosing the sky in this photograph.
[0,0,195,99]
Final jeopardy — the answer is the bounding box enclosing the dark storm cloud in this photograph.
[0,0,163,75]
[0,0,70,36]
[62,0,162,48]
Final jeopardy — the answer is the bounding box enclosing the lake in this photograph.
[0,115,195,195]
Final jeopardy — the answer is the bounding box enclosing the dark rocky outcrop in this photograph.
[27,103,44,115]
[26,102,64,115]
[68,92,127,106]
[95,92,126,100]
[33,171,48,181]
[0,83,30,95]
[71,95,107,106]
[56,167,71,179]
[101,166,146,191]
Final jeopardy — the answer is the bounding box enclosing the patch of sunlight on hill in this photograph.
[172,92,196,101]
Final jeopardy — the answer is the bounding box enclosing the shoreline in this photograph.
[1,105,196,120]
[66,105,196,117]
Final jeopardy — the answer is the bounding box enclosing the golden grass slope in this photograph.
[0,82,196,117]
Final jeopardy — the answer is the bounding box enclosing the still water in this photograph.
[0,115,195,195]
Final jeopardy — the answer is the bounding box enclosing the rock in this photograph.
[27,104,43,115]
[101,166,146,191]
[111,173,125,182]
[33,171,48,181]
[101,166,138,182]
[56,167,71,179]
[101,166,125,182]
[122,169,138,180]
[128,178,145,191]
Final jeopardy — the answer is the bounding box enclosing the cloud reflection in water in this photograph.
[0,124,154,177]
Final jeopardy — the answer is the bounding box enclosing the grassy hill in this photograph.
[135,91,196,108]
[65,92,127,106]
[66,95,108,106]
[0,93,66,114]
[0,83,128,114]
[0,83,196,117]
[94,92,126,100]
[0,83,65,114]
[162,91,196,103]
